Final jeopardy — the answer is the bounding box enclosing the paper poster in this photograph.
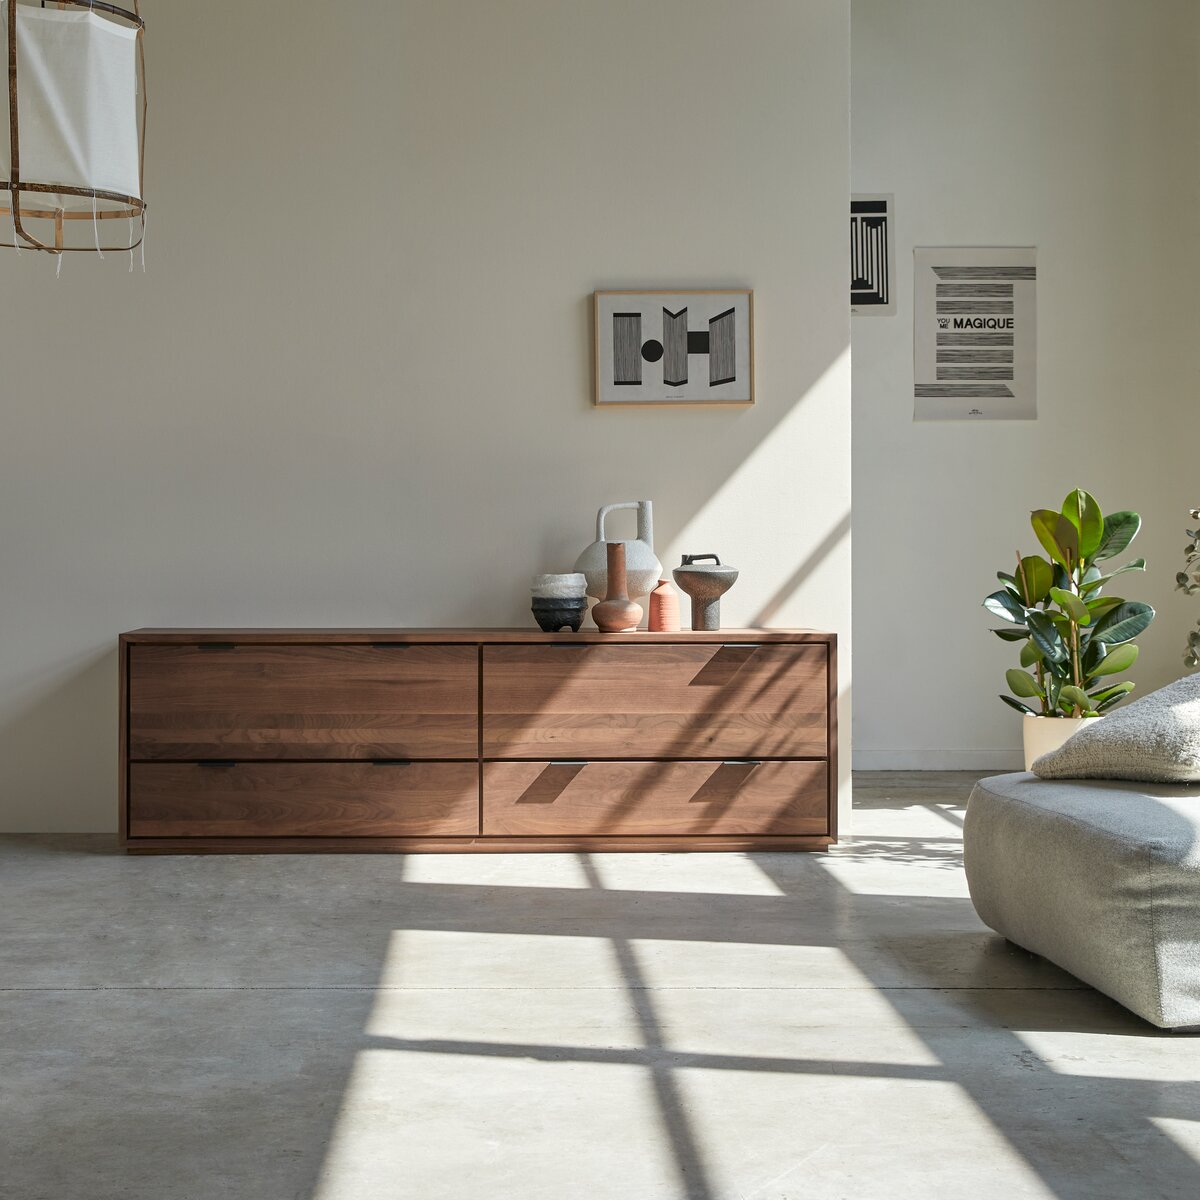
[851,195,894,315]
[913,246,1036,420]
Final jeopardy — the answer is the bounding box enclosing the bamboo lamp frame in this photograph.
[1,0,146,253]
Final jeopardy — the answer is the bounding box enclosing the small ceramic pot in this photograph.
[1022,714,1102,770]
[531,596,587,633]
[648,579,680,632]
[532,573,587,600]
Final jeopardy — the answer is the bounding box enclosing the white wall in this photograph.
[852,0,1200,769]
[0,1,852,831]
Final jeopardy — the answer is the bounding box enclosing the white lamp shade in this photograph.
[0,2,140,211]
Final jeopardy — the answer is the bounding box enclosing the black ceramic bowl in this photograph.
[531,595,588,633]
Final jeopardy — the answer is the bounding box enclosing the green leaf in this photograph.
[1006,669,1044,699]
[1080,559,1146,592]
[983,590,1028,625]
[1049,587,1091,625]
[991,627,1031,642]
[1019,640,1043,668]
[1094,692,1130,713]
[1026,609,1068,662]
[1088,681,1134,705]
[1094,511,1141,560]
[1059,685,1091,713]
[1032,509,1080,569]
[1044,655,1070,680]
[999,694,1039,716]
[1091,601,1155,646]
[1089,643,1139,678]
[1062,490,1104,560]
[1014,555,1054,606]
[1084,595,1124,621]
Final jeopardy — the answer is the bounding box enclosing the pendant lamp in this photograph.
[1,0,145,254]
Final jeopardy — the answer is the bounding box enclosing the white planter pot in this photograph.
[1022,714,1102,771]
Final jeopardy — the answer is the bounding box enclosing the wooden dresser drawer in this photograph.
[129,644,478,760]
[482,643,828,759]
[129,762,479,838]
[483,759,828,836]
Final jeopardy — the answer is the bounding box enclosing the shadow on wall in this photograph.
[0,648,117,832]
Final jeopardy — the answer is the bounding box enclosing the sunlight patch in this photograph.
[585,852,787,896]
[808,847,972,898]
[374,928,625,991]
[398,853,594,888]
[312,1049,677,1200]
[630,937,885,994]
[1150,1118,1200,1166]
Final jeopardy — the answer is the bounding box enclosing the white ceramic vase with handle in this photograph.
[574,500,662,600]
[1022,714,1102,770]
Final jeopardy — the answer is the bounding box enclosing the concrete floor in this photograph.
[3,771,1199,1199]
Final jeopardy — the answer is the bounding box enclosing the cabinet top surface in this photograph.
[121,627,836,645]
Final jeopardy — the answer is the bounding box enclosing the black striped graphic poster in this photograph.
[913,247,1037,420]
[851,194,895,315]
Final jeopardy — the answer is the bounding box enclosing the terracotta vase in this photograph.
[591,542,643,633]
[648,579,680,632]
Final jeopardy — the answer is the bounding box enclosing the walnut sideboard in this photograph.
[118,628,838,853]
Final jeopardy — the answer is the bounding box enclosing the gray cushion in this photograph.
[965,771,1200,1028]
[1033,674,1200,782]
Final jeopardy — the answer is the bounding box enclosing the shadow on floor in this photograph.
[1,776,1196,1200]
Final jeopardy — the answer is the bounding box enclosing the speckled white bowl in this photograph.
[531,573,587,599]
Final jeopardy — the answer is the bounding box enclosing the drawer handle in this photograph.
[550,760,589,767]
[371,759,413,766]
[197,643,236,652]
[721,643,759,650]
[371,642,412,649]
[198,760,238,768]
[723,759,761,766]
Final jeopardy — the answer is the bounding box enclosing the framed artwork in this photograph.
[913,246,1037,420]
[851,194,895,315]
[594,289,754,406]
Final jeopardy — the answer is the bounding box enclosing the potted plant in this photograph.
[1176,507,1200,667]
[984,489,1154,769]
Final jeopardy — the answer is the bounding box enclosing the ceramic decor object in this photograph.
[574,501,662,599]
[592,542,643,633]
[1022,714,1102,770]
[672,554,739,631]
[531,596,588,633]
[648,579,680,633]
[531,573,587,600]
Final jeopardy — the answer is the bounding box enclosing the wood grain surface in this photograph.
[483,759,828,836]
[128,644,478,760]
[129,762,479,837]
[125,834,834,854]
[482,643,828,759]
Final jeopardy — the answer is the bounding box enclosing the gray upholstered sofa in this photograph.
[965,771,1200,1029]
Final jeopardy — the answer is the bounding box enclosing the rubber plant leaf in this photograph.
[1093,512,1141,561]
[1031,509,1079,570]
[1061,490,1104,560]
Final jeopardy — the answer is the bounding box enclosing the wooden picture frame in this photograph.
[594,289,754,407]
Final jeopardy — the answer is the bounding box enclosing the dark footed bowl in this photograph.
[531,596,588,633]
